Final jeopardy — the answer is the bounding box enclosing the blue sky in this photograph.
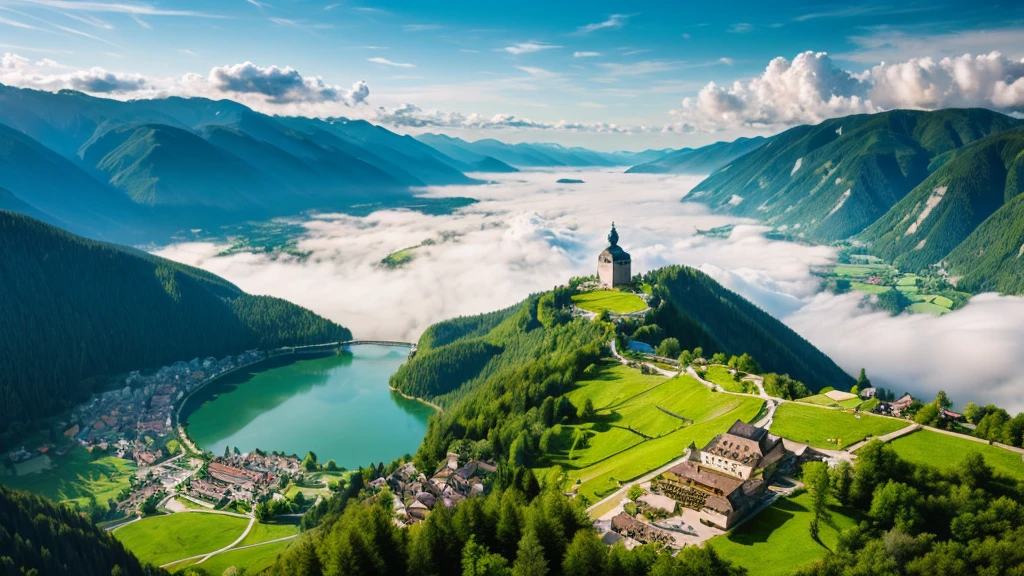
[2,0,1024,149]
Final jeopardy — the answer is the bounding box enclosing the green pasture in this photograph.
[113,512,250,567]
[710,492,861,576]
[771,403,905,450]
[0,447,136,508]
[571,290,647,314]
[889,429,1024,480]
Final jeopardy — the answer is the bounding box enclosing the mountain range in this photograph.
[416,132,672,168]
[625,136,768,174]
[661,109,1024,294]
[0,84,654,245]
[0,210,351,438]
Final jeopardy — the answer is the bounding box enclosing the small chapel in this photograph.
[598,223,631,288]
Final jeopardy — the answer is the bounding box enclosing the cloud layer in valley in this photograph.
[154,170,1024,412]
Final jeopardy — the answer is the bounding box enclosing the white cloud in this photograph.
[574,51,601,58]
[718,57,734,66]
[728,23,754,33]
[402,24,441,32]
[368,57,415,68]
[515,66,557,79]
[575,13,632,34]
[673,50,1024,131]
[502,42,561,55]
[18,0,221,18]
[1,53,145,93]
[208,61,368,104]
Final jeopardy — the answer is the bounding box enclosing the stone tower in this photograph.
[598,223,631,288]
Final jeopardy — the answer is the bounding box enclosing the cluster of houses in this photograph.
[187,452,302,506]
[859,388,965,422]
[370,452,496,525]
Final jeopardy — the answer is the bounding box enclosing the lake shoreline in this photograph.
[389,386,443,414]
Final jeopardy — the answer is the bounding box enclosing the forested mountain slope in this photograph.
[686,109,1022,242]
[625,136,767,174]
[0,211,351,436]
[0,485,162,576]
[644,266,852,391]
[859,128,1024,273]
[0,84,486,242]
[944,190,1024,294]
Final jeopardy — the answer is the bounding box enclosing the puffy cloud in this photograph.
[674,51,876,130]
[867,51,1024,111]
[0,53,370,108]
[675,50,1024,131]
[208,62,366,105]
[1,53,146,93]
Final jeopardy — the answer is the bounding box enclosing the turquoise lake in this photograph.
[182,345,433,468]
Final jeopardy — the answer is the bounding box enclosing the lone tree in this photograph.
[856,368,871,389]
[804,461,832,542]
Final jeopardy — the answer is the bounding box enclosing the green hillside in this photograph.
[688,109,1021,243]
[944,190,1024,293]
[0,211,351,438]
[645,266,853,391]
[0,485,161,576]
[859,128,1024,273]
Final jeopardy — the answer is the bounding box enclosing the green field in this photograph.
[889,429,1024,480]
[771,403,905,450]
[239,521,299,547]
[703,365,745,393]
[0,447,136,507]
[797,394,862,409]
[710,492,861,576]
[849,282,892,295]
[174,539,295,575]
[538,362,763,503]
[571,290,647,314]
[113,512,250,567]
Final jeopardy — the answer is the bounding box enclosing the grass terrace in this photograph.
[113,512,250,567]
[889,429,1024,480]
[710,492,862,576]
[536,361,764,504]
[771,402,906,450]
[571,290,647,314]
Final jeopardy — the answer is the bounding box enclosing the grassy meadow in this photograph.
[571,290,647,314]
[0,447,135,507]
[771,403,905,450]
[114,512,250,566]
[238,521,299,547]
[702,365,746,393]
[174,539,295,575]
[710,492,862,576]
[889,429,1024,480]
[536,361,763,504]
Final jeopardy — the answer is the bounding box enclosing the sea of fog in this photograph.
[155,169,1024,412]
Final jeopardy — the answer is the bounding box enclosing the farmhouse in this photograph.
[654,420,788,529]
[598,223,631,288]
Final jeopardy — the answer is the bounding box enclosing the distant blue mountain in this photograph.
[625,137,768,174]
[416,133,661,167]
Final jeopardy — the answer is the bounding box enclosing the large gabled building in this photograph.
[653,420,788,529]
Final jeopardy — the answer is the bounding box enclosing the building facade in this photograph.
[598,223,631,288]
[653,420,787,529]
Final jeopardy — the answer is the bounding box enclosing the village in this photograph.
[368,452,497,524]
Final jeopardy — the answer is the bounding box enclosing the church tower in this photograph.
[598,223,632,288]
